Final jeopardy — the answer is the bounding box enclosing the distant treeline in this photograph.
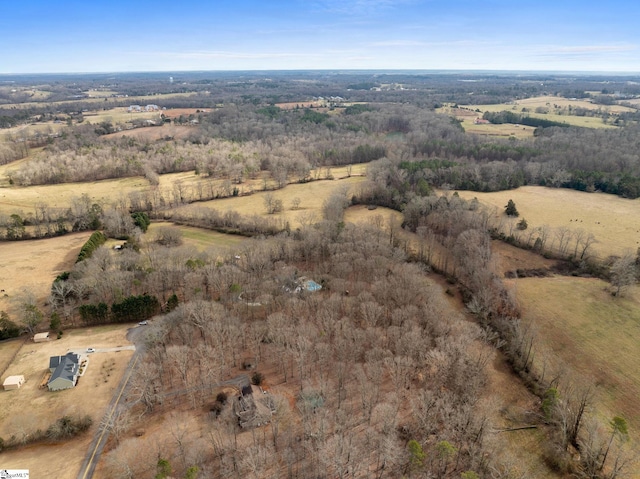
[482,110,570,128]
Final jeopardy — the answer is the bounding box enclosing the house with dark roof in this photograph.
[48,353,80,391]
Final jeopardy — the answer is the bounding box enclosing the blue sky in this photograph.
[1,0,639,73]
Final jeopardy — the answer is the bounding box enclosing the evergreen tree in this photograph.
[505,199,519,217]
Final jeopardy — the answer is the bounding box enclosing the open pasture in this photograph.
[437,105,536,138]
[274,100,327,110]
[0,92,199,110]
[81,107,161,125]
[178,175,366,229]
[454,186,640,259]
[621,98,640,108]
[510,95,635,114]
[462,118,535,137]
[462,95,630,129]
[0,324,134,479]
[147,221,248,252]
[517,277,640,433]
[0,231,92,316]
[469,95,635,115]
[102,124,195,141]
[0,122,66,143]
[0,175,150,216]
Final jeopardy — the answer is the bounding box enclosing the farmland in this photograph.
[458,94,639,129]
[453,186,640,259]
[0,232,92,316]
[0,324,134,479]
[516,277,640,432]
[2,71,640,477]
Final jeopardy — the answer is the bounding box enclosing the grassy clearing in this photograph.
[179,175,366,229]
[0,232,92,316]
[437,106,536,138]
[0,122,66,141]
[102,125,195,141]
[517,277,640,436]
[81,108,161,125]
[461,95,630,129]
[0,324,133,479]
[0,92,200,110]
[453,186,640,259]
[462,118,536,138]
[0,176,150,216]
[147,221,247,252]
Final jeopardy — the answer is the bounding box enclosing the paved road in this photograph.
[75,324,250,479]
[76,325,146,479]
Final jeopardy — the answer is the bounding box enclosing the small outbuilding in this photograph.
[3,375,25,391]
[34,332,50,343]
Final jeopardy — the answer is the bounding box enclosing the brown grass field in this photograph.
[0,232,92,317]
[147,221,248,252]
[0,122,66,141]
[516,277,640,453]
[0,176,151,216]
[274,100,327,110]
[81,108,162,125]
[101,125,195,141]
[437,105,536,138]
[0,324,134,479]
[0,92,200,110]
[453,186,640,259]
[0,160,367,218]
[177,174,366,229]
[459,95,633,129]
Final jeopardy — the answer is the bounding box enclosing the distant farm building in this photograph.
[128,105,142,112]
[34,332,50,343]
[3,375,25,391]
[474,118,491,125]
[48,353,80,391]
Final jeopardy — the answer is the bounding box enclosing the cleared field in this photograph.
[81,108,161,125]
[102,125,195,141]
[517,277,640,436]
[0,232,92,316]
[0,158,366,217]
[0,324,134,479]
[274,100,326,110]
[0,176,151,215]
[462,118,535,137]
[0,92,200,110]
[178,175,366,229]
[462,95,630,129]
[437,106,536,138]
[511,95,635,114]
[454,186,640,259]
[0,121,65,141]
[147,221,248,252]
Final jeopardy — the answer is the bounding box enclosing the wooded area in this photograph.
[1,71,639,478]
